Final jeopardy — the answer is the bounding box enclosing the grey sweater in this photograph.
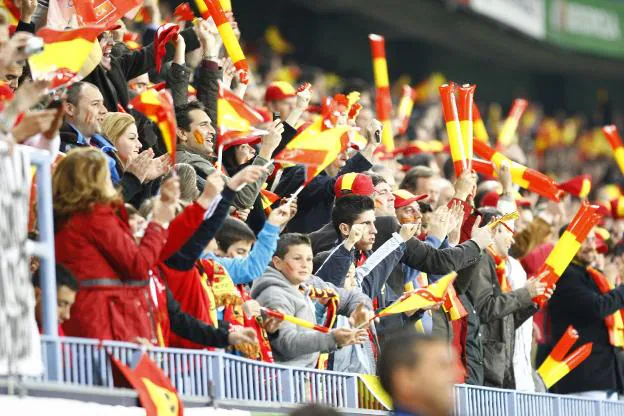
[250,267,372,368]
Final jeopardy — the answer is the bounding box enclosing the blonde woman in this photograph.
[101,112,170,206]
[53,147,180,342]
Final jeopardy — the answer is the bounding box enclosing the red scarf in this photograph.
[587,266,624,347]
[488,248,512,293]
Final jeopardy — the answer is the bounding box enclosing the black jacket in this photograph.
[310,216,483,295]
[85,27,200,112]
[547,262,624,394]
[466,255,537,389]
[273,153,373,234]
[166,286,230,348]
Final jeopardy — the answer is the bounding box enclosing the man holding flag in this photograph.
[546,228,624,399]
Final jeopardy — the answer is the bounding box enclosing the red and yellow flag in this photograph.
[537,326,592,389]
[496,98,528,148]
[377,272,456,317]
[369,34,394,151]
[110,353,182,416]
[439,83,467,176]
[603,125,624,176]
[218,83,264,134]
[74,0,141,26]
[533,201,602,306]
[130,89,177,163]
[260,189,280,216]
[174,2,195,22]
[29,26,104,90]
[474,139,563,201]
[274,117,350,184]
[558,174,592,199]
[588,267,624,347]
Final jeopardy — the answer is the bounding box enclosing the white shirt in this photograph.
[507,256,536,392]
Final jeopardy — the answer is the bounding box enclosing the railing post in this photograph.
[507,389,517,416]
[345,375,358,408]
[455,385,469,416]
[280,367,294,403]
[210,353,225,400]
[34,151,60,382]
[553,395,561,416]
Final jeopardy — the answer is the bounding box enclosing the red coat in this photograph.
[57,203,168,342]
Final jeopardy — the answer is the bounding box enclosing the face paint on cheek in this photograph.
[193,130,205,145]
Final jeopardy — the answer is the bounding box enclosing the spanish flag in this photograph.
[376,272,456,318]
[130,89,177,163]
[274,117,350,184]
[110,353,182,416]
[217,83,264,134]
[260,189,280,216]
[74,0,141,26]
[29,26,103,90]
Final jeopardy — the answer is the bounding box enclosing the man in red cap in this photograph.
[264,81,297,120]
[393,189,428,225]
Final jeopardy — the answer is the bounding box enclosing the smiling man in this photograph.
[60,82,108,153]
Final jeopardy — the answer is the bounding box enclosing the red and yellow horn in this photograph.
[558,174,592,199]
[397,85,415,136]
[533,201,602,307]
[204,0,248,84]
[538,339,593,388]
[458,84,475,170]
[473,139,563,201]
[602,125,624,176]
[497,98,528,148]
[439,83,467,176]
[369,34,394,151]
[473,102,489,143]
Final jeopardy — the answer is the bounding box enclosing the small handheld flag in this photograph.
[129,89,177,164]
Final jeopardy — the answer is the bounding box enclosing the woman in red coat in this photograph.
[53,147,179,343]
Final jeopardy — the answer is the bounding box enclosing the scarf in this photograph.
[303,286,340,369]
[488,247,512,293]
[587,266,624,347]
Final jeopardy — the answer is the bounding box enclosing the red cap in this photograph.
[481,190,500,208]
[393,189,428,208]
[334,173,374,198]
[218,130,263,151]
[265,81,296,102]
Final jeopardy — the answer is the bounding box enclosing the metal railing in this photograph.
[39,336,624,415]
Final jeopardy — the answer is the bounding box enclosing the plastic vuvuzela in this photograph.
[538,326,592,389]
[457,84,475,169]
[439,83,467,176]
[473,102,489,143]
[473,139,563,201]
[369,34,394,151]
[397,85,414,136]
[497,98,528,148]
[532,201,602,307]
[602,125,624,175]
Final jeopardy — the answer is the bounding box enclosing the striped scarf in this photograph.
[488,247,512,293]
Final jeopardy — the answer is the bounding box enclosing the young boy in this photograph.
[251,234,372,368]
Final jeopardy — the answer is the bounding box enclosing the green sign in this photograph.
[547,0,624,58]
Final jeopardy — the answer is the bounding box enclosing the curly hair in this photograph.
[53,147,121,226]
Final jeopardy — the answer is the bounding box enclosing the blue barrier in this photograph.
[40,336,624,415]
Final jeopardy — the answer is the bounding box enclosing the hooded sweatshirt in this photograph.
[251,266,372,368]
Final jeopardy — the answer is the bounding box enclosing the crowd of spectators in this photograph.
[3,0,624,407]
